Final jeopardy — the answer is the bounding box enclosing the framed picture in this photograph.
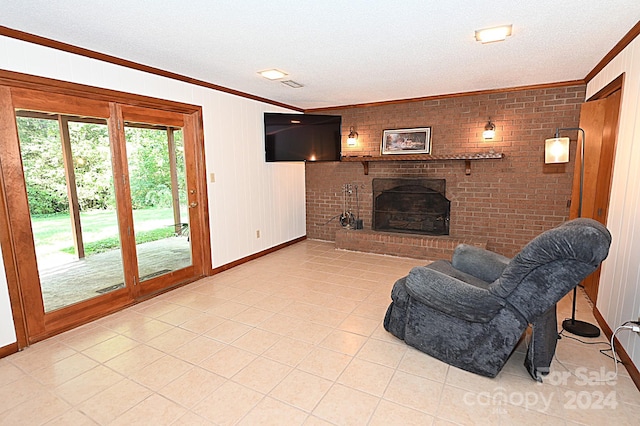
[381,127,431,155]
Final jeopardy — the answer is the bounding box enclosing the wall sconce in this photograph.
[483,119,496,140]
[347,127,359,146]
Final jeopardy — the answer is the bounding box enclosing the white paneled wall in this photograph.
[0,246,16,347]
[0,35,305,346]
[586,35,640,370]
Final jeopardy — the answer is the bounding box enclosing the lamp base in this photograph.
[562,319,600,338]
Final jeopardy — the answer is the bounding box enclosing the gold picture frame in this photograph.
[381,127,431,155]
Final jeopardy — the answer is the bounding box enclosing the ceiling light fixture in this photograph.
[483,119,496,140]
[475,25,513,43]
[281,80,304,88]
[258,69,287,80]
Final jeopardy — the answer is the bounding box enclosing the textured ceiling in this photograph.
[1,1,639,109]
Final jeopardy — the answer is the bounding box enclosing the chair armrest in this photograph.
[452,244,511,283]
[405,266,506,323]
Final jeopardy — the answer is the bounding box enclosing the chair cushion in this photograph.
[426,260,492,289]
[405,265,506,323]
[451,244,510,283]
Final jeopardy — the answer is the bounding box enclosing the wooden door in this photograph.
[571,88,621,303]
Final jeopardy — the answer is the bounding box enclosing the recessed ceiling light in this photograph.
[475,25,513,43]
[281,80,304,88]
[258,69,288,80]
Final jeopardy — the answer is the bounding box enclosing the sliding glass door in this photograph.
[0,87,209,342]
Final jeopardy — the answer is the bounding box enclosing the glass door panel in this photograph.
[16,113,125,312]
[124,125,192,283]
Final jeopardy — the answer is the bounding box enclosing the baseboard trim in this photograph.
[593,307,640,391]
[209,236,306,275]
[0,341,18,359]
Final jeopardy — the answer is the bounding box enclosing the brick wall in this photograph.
[305,84,586,257]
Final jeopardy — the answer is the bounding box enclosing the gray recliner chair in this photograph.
[383,218,611,381]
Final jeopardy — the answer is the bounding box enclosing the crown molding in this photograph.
[584,20,640,83]
[0,26,303,112]
[305,80,586,112]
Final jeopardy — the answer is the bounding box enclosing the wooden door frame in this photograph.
[0,86,28,349]
[578,73,624,303]
[0,71,211,347]
[586,74,623,226]
[588,74,624,102]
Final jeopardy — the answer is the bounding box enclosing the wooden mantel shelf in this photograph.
[340,152,505,175]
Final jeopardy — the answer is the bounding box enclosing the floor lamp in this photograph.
[545,127,601,338]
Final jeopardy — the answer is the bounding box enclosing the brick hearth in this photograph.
[335,229,487,260]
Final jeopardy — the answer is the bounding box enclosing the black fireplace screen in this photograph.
[372,178,450,235]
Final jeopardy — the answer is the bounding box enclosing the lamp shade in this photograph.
[483,120,495,140]
[545,137,570,164]
[347,127,358,146]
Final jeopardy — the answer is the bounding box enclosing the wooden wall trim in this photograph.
[305,80,585,112]
[0,26,301,112]
[593,307,640,392]
[585,21,640,84]
[0,69,198,115]
[210,236,306,275]
[189,110,213,275]
[0,342,18,359]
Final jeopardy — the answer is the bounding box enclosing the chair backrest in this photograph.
[488,218,611,321]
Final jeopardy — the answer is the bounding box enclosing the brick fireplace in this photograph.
[305,83,586,259]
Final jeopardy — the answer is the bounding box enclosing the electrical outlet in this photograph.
[256,230,260,238]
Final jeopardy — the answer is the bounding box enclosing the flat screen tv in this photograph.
[265,113,341,162]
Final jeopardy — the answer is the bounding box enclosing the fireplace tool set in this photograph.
[340,183,363,229]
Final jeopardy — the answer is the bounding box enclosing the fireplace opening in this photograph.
[372,178,450,235]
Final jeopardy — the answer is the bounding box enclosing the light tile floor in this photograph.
[1,240,639,425]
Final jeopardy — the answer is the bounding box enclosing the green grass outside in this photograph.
[60,227,176,256]
[31,207,186,257]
